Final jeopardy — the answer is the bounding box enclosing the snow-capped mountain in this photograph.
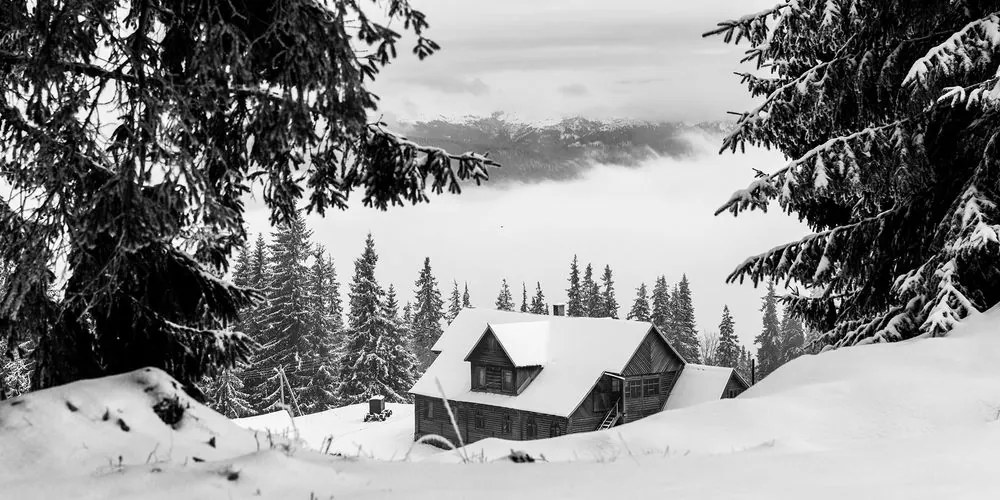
[394,114,733,184]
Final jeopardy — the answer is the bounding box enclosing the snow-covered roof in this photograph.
[664,364,740,411]
[478,321,550,367]
[412,308,657,417]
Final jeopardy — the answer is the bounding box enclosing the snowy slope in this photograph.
[4,309,1000,498]
[235,403,435,460]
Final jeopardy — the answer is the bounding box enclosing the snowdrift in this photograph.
[438,308,1000,462]
[2,309,1000,498]
[235,402,434,460]
[0,368,272,483]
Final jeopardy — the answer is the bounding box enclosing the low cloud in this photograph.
[557,83,589,96]
[404,76,491,96]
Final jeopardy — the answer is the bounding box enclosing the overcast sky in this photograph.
[371,0,778,122]
[247,0,807,351]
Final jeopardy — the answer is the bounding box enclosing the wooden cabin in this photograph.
[409,309,749,446]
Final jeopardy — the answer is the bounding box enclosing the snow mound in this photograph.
[436,307,1000,462]
[0,367,268,483]
[236,402,435,461]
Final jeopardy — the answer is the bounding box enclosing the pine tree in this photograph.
[520,283,529,313]
[256,214,313,411]
[241,233,272,412]
[599,265,619,319]
[736,346,754,384]
[1,2,497,390]
[780,310,806,364]
[205,367,254,419]
[325,254,344,336]
[627,283,651,321]
[529,282,548,315]
[495,279,515,311]
[298,247,340,413]
[669,275,701,363]
[338,234,410,404]
[412,257,445,373]
[566,256,584,316]
[650,276,671,333]
[384,285,417,402]
[715,306,740,368]
[755,282,783,378]
[403,302,414,326]
[462,283,473,308]
[447,280,463,324]
[581,264,602,317]
[709,3,1000,348]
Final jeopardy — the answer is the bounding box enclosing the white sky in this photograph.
[246,0,807,351]
[371,0,779,122]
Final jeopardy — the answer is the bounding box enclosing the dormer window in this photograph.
[502,369,513,392]
[476,366,486,388]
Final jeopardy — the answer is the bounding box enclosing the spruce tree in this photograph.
[0,336,31,400]
[709,2,1000,348]
[756,282,783,378]
[780,311,806,364]
[1,1,497,390]
[530,282,548,315]
[447,280,463,324]
[338,235,410,404]
[566,256,584,316]
[650,276,671,333]
[670,275,701,363]
[325,254,345,337]
[257,214,313,411]
[715,306,740,368]
[298,247,340,413]
[495,279,515,311]
[581,264,602,317]
[462,283,473,308]
[627,283,651,322]
[412,258,445,373]
[599,265,619,319]
[384,285,417,402]
[241,234,272,412]
[205,367,254,419]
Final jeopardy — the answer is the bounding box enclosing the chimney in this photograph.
[552,303,566,316]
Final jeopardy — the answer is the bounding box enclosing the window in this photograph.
[525,416,537,439]
[501,414,512,434]
[475,366,486,388]
[643,376,660,396]
[422,399,434,419]
[550,422,563,437]
[502,369,514,392]
[474,410,485,429]
[592,393,609,413]
[627,380,642,398]
[611,379,620,392]
[726,389,740,399]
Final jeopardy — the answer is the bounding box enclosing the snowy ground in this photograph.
[234,402,438,461]
[4,308,1000,498]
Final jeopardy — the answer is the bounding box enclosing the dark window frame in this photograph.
[423,399,434,419]
[627,380,642,398]
[643,376,660,396]
[501,414,512,434]
[550,421,563,437]
[474,409,485,429]
[475,366,486,388]
[526,415,537,439]
[502,369,514,392]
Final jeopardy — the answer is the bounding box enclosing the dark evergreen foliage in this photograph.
[715,306,740,368]
[529,282,548,315]
[0,0,496,390]
[756,282,783,378]
[412,257,445,372]
[627,283,651,322]
[495,279,515,311]
[566,256,583,317]
[599,265,619,319]
[709,1,1000,347]
[669,275,701,362]
[447,280,463,324]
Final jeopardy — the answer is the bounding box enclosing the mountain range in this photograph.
[394,114,733,184]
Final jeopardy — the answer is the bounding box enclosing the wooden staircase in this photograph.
[597,399,622,431]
